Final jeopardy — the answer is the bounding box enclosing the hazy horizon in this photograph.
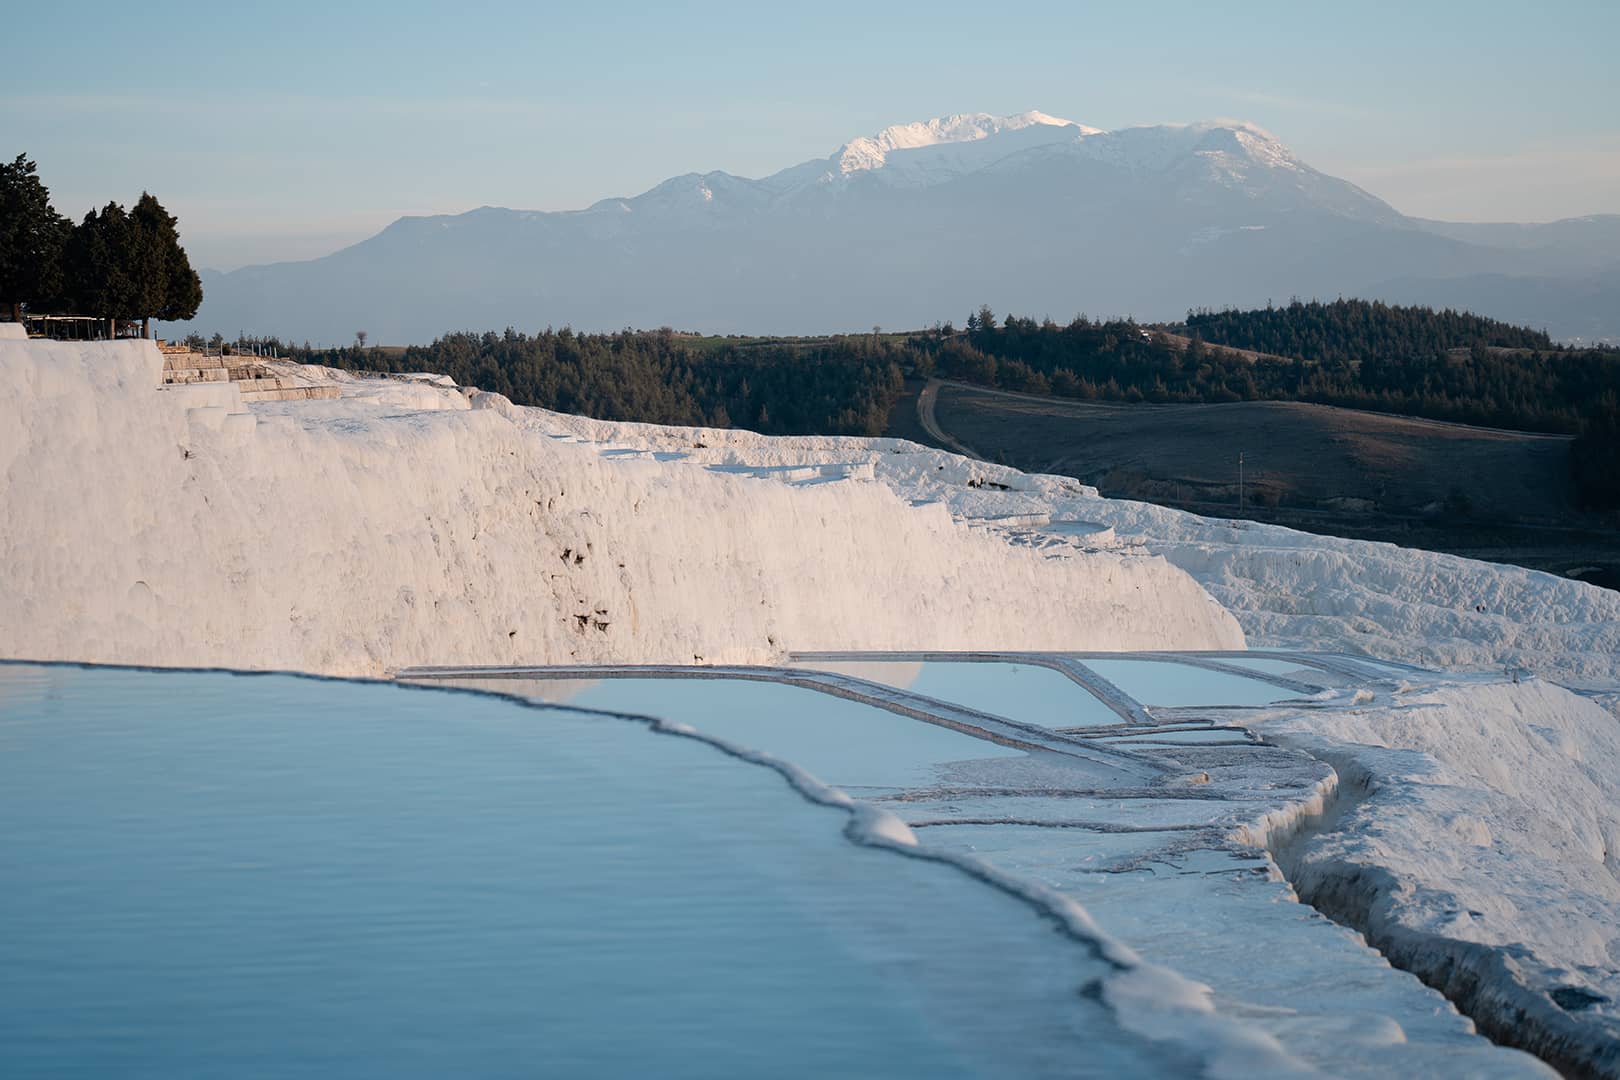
[5,0,1619,271]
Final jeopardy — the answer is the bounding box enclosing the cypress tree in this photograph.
[0,154,71,320]
[130,192,202,335]
[127,195,170,333]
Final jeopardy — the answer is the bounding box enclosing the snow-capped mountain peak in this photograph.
[1028,119,1304,177]
[834,109,1101,175]
[747,111,1314,198]
[1190,121,1301,171]
[589,113,1319,220]
[185,106,1619,345]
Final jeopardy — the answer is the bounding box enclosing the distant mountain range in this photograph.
[179,111,1620,345]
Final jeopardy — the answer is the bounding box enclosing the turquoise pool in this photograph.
[794,660,1123,729]
[0,664,1173,1078]
[1080,658,1304,708]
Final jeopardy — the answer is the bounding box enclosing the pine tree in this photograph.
[0,154,71,320]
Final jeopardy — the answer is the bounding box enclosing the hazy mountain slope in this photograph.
[1367,263,1620,343]
[178,112,1620,344]
[1411,214,1620,272]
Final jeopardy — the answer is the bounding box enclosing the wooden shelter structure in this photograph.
[22,314,144,340]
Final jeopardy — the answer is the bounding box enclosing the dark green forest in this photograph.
[293,328,907,436]
[255,298,1620,511]
[1180,299,1553,361]
[930,304,1611,434]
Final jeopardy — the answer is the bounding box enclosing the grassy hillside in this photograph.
[903,379,1616,588]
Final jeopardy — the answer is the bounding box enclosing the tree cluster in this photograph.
[1181,299,1553,361]
[916,308,1615,435]
[288,327,906,437]
[930,304,1619,510]
[0,154,201,332]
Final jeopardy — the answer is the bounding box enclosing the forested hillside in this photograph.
[249,299,1620,509]
[1180,299,1553,362]
[302,329,907,436]
[924,305,1618,436]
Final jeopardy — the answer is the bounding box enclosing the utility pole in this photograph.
[1239,451,1245,515]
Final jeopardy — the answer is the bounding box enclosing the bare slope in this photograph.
[912,380,1614,584]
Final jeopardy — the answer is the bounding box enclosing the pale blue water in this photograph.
[0,664,1171,1078]
[1101,728,1253,745]
[514,675,1027,790]
[793,661,1122,729]
[1210,656,1328,681]
[1080,659,1301,708]
[1344,656,1427,676]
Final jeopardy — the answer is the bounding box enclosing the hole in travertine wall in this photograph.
[127,581,155,617]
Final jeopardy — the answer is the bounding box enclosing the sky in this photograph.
[5,0,1617,270]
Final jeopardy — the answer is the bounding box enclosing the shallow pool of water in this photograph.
[0,664,1177,1077]
[794,660,1123,729]
[1099,728,1253,745]
[1080,659,1302,708]
[1207,656,1328,681]
[438,674,1027,791]
[1341,656,1427,677]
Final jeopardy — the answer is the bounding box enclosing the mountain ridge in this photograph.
[179,110,1620,344]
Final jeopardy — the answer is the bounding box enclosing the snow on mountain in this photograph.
[1011,118,1296,174]
[837,110,1082,170]
[667,111,1312,199]
[605,110,1105,209]
[828,109,1100,179]
[179,108,1620,344]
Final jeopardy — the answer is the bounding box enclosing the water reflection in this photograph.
[1,664,1168,1077]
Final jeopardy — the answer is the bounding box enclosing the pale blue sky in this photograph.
[6,0,1617,269]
